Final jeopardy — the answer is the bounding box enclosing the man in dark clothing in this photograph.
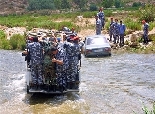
[119,20,126,46]
[109,17,114,41]
[27,37,43,90]
[95,15,102,35]
[112,19,120,44]
[142,20,149,44]
[97,7,105,29]
[50,46,67,92]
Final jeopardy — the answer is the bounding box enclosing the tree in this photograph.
[138,4,155,22]
[114,0,121,8]
[74,0,88,9]
[132,2,142,7]
[27,0,55,11]
[61,0,70,9]
[53,0,61,9]
[102,0,113,8]
[89,3,98,11]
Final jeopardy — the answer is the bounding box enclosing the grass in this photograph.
[149,22,155,31]
[0,8,155,51]
[123,43,155,54]
[0,14,76,30]
[0,8,153,32]
[0,10,113,30]
[142,103,155,114]
[0,30,10,49]
[123,17,142,31]
[133,102,155,114]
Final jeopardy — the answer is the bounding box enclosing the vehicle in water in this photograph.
[22,30,80,94]
[24,66,80,94]
[83,35,111,57]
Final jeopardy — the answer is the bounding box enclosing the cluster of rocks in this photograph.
[1,25,155,50]
[0,25,26,39]
[26,28,67,42]
[0,26,62,41]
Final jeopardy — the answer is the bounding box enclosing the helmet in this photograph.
[63,27,70,31]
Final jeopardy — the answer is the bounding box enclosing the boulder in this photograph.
[129,42,139,48]
[130,33,138,42]
[110,43,117,49]
[148,27,155,41]
[77,15,83,22]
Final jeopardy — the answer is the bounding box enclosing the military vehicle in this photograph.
[25,65,80,94]
[22,30,80,94]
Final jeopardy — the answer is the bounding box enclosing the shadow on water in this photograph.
[84,55,111,59]
[24,92,80,105]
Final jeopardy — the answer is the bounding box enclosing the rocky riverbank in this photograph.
[0,25,155,53]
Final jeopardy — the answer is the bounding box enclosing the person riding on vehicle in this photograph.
[27,36,44,90]
[50,45,67,92]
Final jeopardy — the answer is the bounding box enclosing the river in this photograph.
[0,50,155,114]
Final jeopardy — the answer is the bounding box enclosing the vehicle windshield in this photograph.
[86,37,108,45]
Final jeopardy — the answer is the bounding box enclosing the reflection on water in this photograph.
[0,50,155,114]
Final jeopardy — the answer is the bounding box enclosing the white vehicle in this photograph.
[83,35,111,57]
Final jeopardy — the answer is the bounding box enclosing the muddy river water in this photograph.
[0,50,155,114]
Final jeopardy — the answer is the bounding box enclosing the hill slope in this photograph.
[0,0,28,14]
[0,0,153,15]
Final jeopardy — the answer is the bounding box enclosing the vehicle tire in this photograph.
[84,53,87,57]
[76,83,80,90]
[27,85,30,94]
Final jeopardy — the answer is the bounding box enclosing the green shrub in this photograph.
[149,34,155,42]
[0,30,10,49]
[123,17,142,31]
[105,21,110,31]
[132,2,142,7]
[1,39,11,50]
[82,11,97,18]
[142,103,155,114]
[0,30,6,39]
[9,34,26,50]
[104,10,113,17]
[149,22,155,31]
[27,0,55,11]
[89,3,98,11]
[138,4,155,22]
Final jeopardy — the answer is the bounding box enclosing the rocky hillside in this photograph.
[0,0,28,15]
[0,0,154,15]
[124,0,155,6]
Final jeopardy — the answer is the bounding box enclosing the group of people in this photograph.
[96,14,126,46]
[109,18,149,46]
[23,28,83,91]
[109,18,126,46]
[95,7,126,46]
[95,7,149,46]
